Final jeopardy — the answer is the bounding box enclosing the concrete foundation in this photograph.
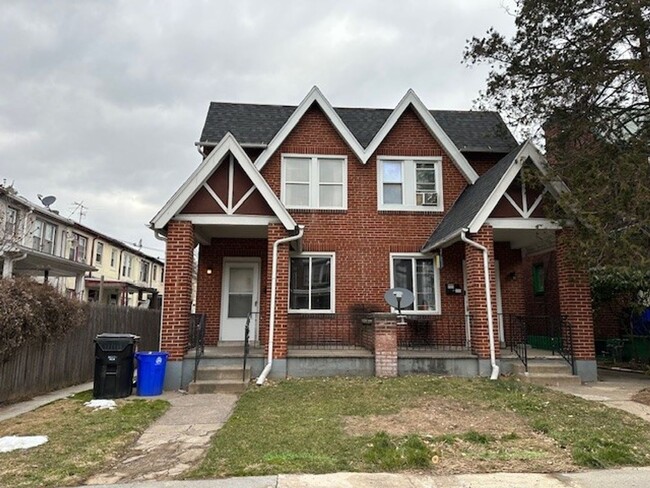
[164,361,184,391]
[287,357,374,377]
[477,359,493,377]
[398,357,479,376]
[575,359,598,383]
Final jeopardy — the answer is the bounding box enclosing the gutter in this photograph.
[256,225,304,386]
[460,229,499,380]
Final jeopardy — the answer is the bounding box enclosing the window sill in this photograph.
[379,208,443,215]
[288,310,336,315]
[288,209,347,214]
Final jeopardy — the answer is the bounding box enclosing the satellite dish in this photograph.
[38,194,57,208]
[384,287,414,310]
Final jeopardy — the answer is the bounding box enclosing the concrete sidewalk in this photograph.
[76,467,650,487]
[0,381,93,422]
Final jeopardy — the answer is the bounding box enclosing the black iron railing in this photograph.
[506,314,575,373]
[243,312,258,381]
[397,314,472,351]
[288,313,374,350]
[188,313,206,383]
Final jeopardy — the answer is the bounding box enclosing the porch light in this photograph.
[206,268,213,275]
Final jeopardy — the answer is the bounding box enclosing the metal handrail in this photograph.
[189,313,206,383]
[243,312,258,382]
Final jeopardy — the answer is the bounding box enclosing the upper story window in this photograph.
[152,264,157,281]
[95,242,104,264]
[5,207,18,238]
[390,253,440,314]
[68,233,88,263]
[110,248,117,268]
[289,253,335,313]
[139,260,150,282]
[32,219,57,255]
[281,155,347,210]
[377,157,443,212]
[122,254,132,278]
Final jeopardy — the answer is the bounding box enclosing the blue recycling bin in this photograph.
[135,351,168,396]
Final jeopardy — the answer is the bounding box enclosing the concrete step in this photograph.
[512,361,573,375]
[196,366,251,382]
[517,373,582,387]
[187,379,249,394]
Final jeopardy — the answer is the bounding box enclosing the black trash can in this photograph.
[93,333,140,399]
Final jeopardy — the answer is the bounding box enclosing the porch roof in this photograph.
[422,141,567,251]
[3,246,96,277]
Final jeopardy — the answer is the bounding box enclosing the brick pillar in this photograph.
[464,225,499,363]
[374,313,398,377]
[266,223,290,360]
[161,220,195,360]
[556,229,596,381]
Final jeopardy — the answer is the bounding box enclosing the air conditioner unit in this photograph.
[418,191,438,206]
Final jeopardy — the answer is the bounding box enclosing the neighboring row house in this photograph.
[0,185,164,307]
[151,87,597,389]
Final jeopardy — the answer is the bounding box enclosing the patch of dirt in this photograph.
[632,388,650,407]
[343,397,576,474]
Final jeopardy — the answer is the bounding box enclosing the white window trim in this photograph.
[281,154,348,210]
[377,156,444,212]
[389,252,441,315]
[288,251,336,314]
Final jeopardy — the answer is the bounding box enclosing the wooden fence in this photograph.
[0,303,161,404]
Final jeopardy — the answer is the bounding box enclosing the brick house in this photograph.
[150,87,596,390]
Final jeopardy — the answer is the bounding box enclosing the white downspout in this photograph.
[256,225,304,386]
[460,229,499,380]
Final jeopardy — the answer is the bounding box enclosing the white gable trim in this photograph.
[253,86,479,184]
[467,139,566,233]
[150,132,296,231]
[364,90,478,183]
[255,86,365,171]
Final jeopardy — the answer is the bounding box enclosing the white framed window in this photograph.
[152,264,157,281]
[32,219,57,255]
[139,260,150,282]
[289,252,335,313]
[122,254,132,278]
[110,249,117,268]
[378,157,443,211]
[389,253,441,314]
[95,242,104,264]
[281,155,347,209]
[5,207,18,237]
[68,233,88,263]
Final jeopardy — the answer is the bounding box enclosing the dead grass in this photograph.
[632,388,650,406]
[0,391,168,488]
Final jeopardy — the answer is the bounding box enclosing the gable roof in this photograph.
[150,133,296,232]
[421,140,564,251]
[200,96,518,153]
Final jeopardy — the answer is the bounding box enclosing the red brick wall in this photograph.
[522,251,561,318]
[556,229,595,360]
[161,220,195,360]
[267,223,290,358]
[374,314,398,377]
[196,238,267,346]
[258,104,470,331]
[464,225,499,359]
[494,243,525,344]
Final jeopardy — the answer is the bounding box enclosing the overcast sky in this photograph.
[0,0,516,259]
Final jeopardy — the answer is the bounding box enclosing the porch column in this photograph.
[161,220,195,389]
[556,229,597,382]
[464,225,500,376]
[265,223,289,377]
[2,257,13,278]
[373,313,398,377]
[74,273,85,300]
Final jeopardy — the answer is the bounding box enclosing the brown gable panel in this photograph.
[180,186,225,214]
[206,160,230,203]
[490,195,522,218]
[235,189,274,216]
[232,160,255,203]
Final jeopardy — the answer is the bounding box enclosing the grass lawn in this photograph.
[188,376,650,478]
[0,391,169,488]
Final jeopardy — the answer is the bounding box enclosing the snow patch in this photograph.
[84,399,117,410]
[0,435,48,452]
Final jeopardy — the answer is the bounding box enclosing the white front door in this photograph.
[220,259,260,342]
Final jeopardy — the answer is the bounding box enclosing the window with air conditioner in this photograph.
[378,157,443,211]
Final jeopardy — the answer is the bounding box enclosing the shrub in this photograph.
[0,277,84,361]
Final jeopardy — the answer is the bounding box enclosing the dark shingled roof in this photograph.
[422,144,525,250]
[199,102,518,153]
